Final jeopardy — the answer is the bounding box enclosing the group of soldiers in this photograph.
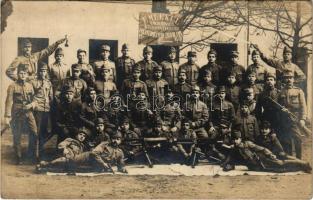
[3,36,312,173]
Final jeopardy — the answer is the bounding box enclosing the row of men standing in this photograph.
[4,36,308,165]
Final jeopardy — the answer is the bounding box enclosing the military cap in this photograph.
[283,46,292,54]
[240,100,251,107]
[232,130,241,139]
[55,47,64,56]
[217,85,226,93]
[62,85,75,93]
[208,49,217,56]
[227,70,237,77]
[153,65,163,72]
[71,63,82,71]
[243,87,254,94]
[187,51,197,57]
[169,47,177,53]
[192,85,201,92]
[265,72,276,79]
[101,44,111,51]
[17,63,29,72]
[111,131,123,139]
[282,69,294,77]
[219,119,230,128]
[38,62,48,71]
[181,117,191,125]
[230,51,239,57]
[78,127,91,137]
[77,49,87,54]
[143,46,153,53]
[178,69,187,74]
[260,120,271,129]
[95,118,106,125]
[251,50,260,56]
[132,64,142,72]
[246,70,256,76]
[203,69,212,76]
[122,43,130,50]
[121,117,130,124]
[23,39,32,47]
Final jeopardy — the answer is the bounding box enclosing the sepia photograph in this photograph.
[1,0,312,199]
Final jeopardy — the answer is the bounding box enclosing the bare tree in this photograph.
[173,1,312,62]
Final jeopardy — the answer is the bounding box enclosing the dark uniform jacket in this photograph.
[146,78,169,97]
[116,56,136,88]
[211,99,235,126]
[160,60,179,89]
[184,100,209,129]
[199,63,222,85]
[179,62,200,86]
[136,59,159,82]
[121,79,148,99]
[58,138,86,159]
[235,114,260,142]
[31,78,53,112]
[221,64,245,85]
[256,133,285,157]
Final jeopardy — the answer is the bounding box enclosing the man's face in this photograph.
[247,74,256,84]
[132,71,141,80]
[266,77,276,88]
[101,50,110,60]
[234,138,242,145]
[122,49,129,57]
[227,75,236,85]
[203,74,212,83]
[72,70,81,79]
[121,122,130,131]
[76,132,86,142]
[252,54,260,64]
[284,76,294,86]
[261,128,271,136]
[18,70,28,81]
[39,69,47,79]
[112,137,122,146]
[144,52,152,60]
[191,90,200,99]
[55,54,64,63]
[231,56,238,64]
[154,71,162,79]
[96,124,105,132]
[169,52,176,60]
[283,52,292,61]
[188,56,197,63]
[220,127,229,135]
[89,90,97,101]
[218,91,226,100]
[137,92,146,100]
[178,73,187,82]
[64,92,74,103]
[102,70,111,80]
[246,93,254,101]
[77,52,86,63]
[182,123,190,131]
[241,105,250,114]
[23,46,32,55]
[208,53,216,63]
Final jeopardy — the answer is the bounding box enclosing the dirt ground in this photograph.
[1,132,312,199]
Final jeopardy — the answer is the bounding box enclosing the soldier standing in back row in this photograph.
[199,49,222,86]
[179,51,200,86]
[93,45,116,82]
[136,46,159,82]
[221,51,245,85]
[48,47,71,94]
[4,64,38,164]
[253,45,306,89]
[76,49,95,87]
[278,70,307,159]
[160,47,179,89]
[6,37,67,81]
[116,44,136,89]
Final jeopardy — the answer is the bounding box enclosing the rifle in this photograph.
[266,97,312,136]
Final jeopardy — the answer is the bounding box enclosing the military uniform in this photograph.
[199,63,221,86]
[89,118,111,149]
[93,45,116,82]
[146,65,169,98]
[32,63,54,159]
[94,79,117,102]
[78,62,95,87]
[116,44,136,89]
[160,47,179,89]
[179,51,200,86]
[173,69,192,102]
[5,64,38,162]
[220,51,245,85]
[278,70,307,158]
[225,83,240,112]
[259,47,306,88]
[6,39,65,81]
[173,123,197,159]
[51,86,83,143]
[60,64,87,102]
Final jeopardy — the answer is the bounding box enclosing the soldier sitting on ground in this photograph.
[88,118,111,150]
[92,132,128,173]
[37,127,92,172]
[171,118,198,165]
